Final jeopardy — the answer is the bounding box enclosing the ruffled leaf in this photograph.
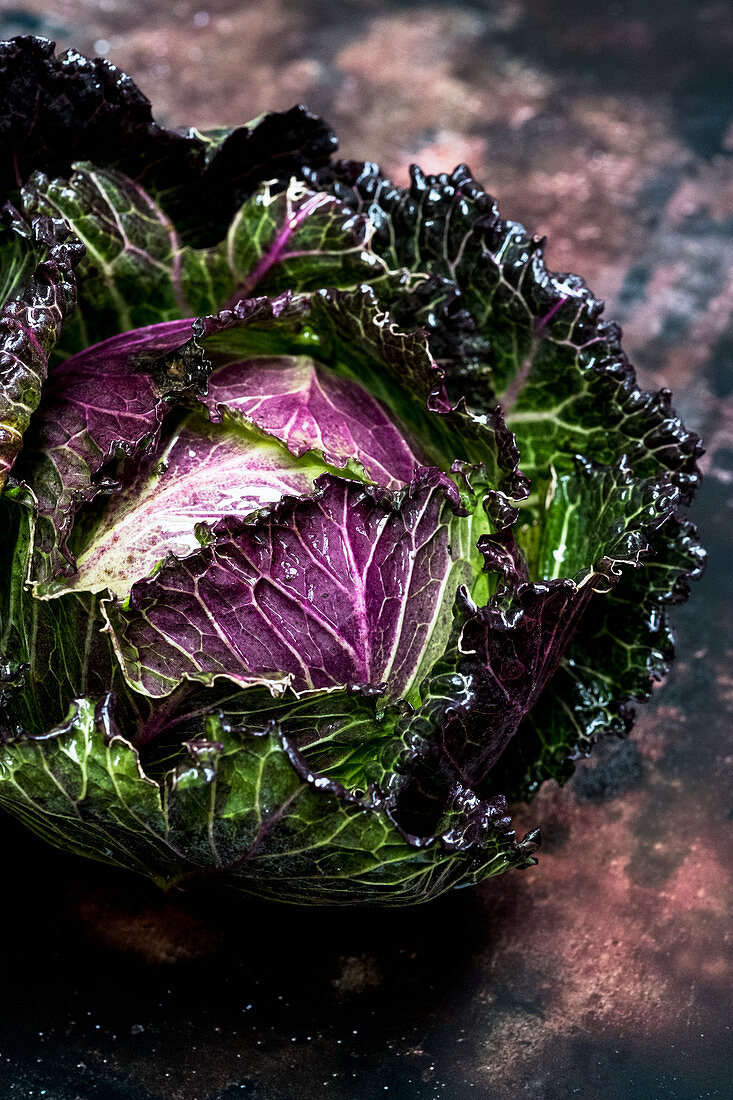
[491,513,705,800]
[308,161,703,499]
[0,209,82,487]
[11,317,211,578]
[0,695,537,904]
[412,460,682,787]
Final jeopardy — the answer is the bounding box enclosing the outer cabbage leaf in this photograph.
[0,205,47,305]
[409,459,682,788]
[136,683,411,794]
[11,316,211,578]
[0,36,336,243]
[0,695,537,904]
[0,209,82,486]
[308,161,702,500]
[23,168,387,354]
[490,513,705,800]
[0,487,144,739]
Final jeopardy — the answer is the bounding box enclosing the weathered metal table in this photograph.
[1,1,730,1096]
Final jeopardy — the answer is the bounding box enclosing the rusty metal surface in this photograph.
[0,1,731,1097]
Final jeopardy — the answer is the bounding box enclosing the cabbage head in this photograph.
[0,37,704,904]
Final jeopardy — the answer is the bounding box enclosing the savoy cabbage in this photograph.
[0,37,704,904]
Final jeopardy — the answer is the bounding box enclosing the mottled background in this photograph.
[1,1,731,1097]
